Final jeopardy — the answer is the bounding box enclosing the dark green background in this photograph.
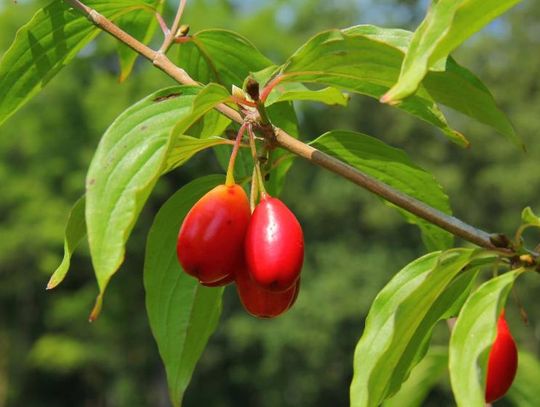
[0,0,539,405]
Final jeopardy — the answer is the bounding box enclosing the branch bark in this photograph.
[66,0,509,253]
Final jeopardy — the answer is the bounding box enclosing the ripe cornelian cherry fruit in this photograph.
[177,184,250,285]
[485,311,518,403]
[235,266,299,318]
[201,272,235,287]
[245,195,304,292]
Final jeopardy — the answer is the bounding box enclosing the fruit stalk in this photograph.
[247,125,267,197]
[226,123,248,186]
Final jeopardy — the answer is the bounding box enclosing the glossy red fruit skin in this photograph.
[485,311,518,403]
[235,266,299,318]
[245,196,304,292]
[177,184,250,284]
[201,272,235,287]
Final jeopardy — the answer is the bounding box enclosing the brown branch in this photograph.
[273,128,499,249]
[66,0,509,253]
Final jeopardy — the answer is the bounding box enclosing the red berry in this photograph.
[201,272,235,287]
[235,266,299,318]
[245,196,304,291]
[177,184,250,284]
[485,311,518,403]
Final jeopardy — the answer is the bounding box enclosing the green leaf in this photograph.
[170,84,231,140]
[385,267,481,398]
[422,59,521,149]
[177,29,273,88]
[350,249,479,407]
[0,0,149,127]
[312,130,453,251]
[343,25,519,148]
[116,1,164,81]
[86,84,230,319]
[185,106,231,140]
[507,351,540,407]
[383,346,448,407]
[521,207,540,227]
[276,29,467,146]
[46,196,86,290]
[265,102,299,196]
[343,25,414,55]
[144,175,224,407]
[449,269,527,407]
[164,136,232,172]
[384,0,522,104]
[261,80,349,107]
[441,269,481,319]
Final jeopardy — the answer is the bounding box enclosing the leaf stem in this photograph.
[260,74,286,103]
[250,167,258,212]
[158,0,187,53]
[248,125,268,198]
[155,12,169,37]
[66,0,513,254]
[226,123,247,186]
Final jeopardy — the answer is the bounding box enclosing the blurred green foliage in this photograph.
[0,0,539,406]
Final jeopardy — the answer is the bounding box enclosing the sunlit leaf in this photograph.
[521,207,540,227]
[164,136,232,172]
[346,25,518,146]
[383,347,448,407]
[177,29,273,88]
[312,130,453,250]
[0,0,150,127]
[85,84,230,319]
[47,196,86,290]
[268,84,348,106]
[350,249,480,407]
[449,269,527,407]
[144,175,224,407]
[275,29,467,146]
[385,267,482,398]
[264,102,299,196]
[384,0,522,107]
[280,25,517,148]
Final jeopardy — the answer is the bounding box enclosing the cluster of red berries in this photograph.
[176,183,303,318]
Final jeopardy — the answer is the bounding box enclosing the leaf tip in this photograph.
[380,91,398,105]
[118,65,135,83]
[118,73,128,84]
[88,293,104,322]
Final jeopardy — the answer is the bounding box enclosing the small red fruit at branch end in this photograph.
[236,266,299,318]
[245,195,304,292]
[177,184,250,284]
[485,311,518,404]
[200,272,235,287]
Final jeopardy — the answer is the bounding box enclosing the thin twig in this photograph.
[66,0,511,253]
[155,12,169,37]
[158,0,187,53]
